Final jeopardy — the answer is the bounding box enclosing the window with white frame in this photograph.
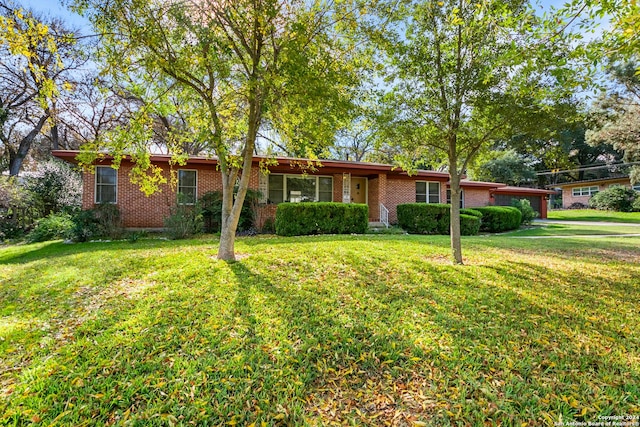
[178,170,197,204]
[446,189,464,208]
[95,166,117,204]
[633,184,640,192]
[572,186,599,197]
[416,181,440,203]
[267,174,333,203]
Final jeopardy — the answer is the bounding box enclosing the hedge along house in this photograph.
[52,150,553,229]
[552,177,640,209]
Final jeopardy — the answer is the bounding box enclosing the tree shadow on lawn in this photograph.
[3,235,639,425]
[335,250,640,423]
[0,237,220,265]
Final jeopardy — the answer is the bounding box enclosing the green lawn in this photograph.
[548,209,640,223]
[1,234,639,426]
[507,223,640,237]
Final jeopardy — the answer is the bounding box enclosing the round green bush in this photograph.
[27,212,75,243]
[589,186,637,212]
[510,198,538,225]
[473,206,522,232]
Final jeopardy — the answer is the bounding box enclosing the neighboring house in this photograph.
[553,177,640,209]
[52,150,553,229]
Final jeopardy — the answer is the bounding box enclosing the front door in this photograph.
[350,177,367,204]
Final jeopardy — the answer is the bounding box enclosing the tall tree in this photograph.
[74,0,360,260]
[377,0,584,264]
[469,150,536,186]
[0,2,84,175]
[585,63,640,184]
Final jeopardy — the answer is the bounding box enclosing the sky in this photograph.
[21,0,608,36]
[21,0,90,32]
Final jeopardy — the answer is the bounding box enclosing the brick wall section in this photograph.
[561,179,630,208]
[83,160,261,228]
[386,179,417,223]
[462,188,491,208]
[368,177,379,221]
[255,204,277,230]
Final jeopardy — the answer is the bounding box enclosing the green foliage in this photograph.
[474,206,522,232]
[589,186,638,212]
[73,0,362,259]
[275,203,368,236]
[397,203,450,235]
[397,204,480,236]
[633,197,640,213]
[376,0,585,262]
[460,208,483,219]
[164,204,203,240]
[27,212,75,243]
[510,199,538,225]
[471,150,536,186]
[460,214,481,236]
[68,209,100,243]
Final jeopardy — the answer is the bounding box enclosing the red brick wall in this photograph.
[386,179,416,223]
[83,160,260,229]
[463,188,491,208]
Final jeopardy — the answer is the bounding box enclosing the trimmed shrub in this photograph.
[164,204,203,239]
[275,203,368,236]
[27,212,75,243]
[460,214,481,236]
[633,196,640,213]
[474,206,522,232]
[397,203,450,234]
[589,186,637,212]
[460,208,483,219]
[397,204,481,236]
[510,198,538,225]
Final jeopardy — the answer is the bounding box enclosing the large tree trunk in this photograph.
[8,115,48,176]
[449,156,463,265]
[217,85,261,261]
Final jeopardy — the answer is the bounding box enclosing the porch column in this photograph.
[372,173,387,222]
[333,174,343,202]
[378,173,387,206]
[541,196,549,219]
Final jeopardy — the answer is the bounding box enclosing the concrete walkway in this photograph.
[514,233,640,239]
[534,219,640,227]
[512,219,640,238]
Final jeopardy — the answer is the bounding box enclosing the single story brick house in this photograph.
[553,177,640,209]
[52,150,553,229]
